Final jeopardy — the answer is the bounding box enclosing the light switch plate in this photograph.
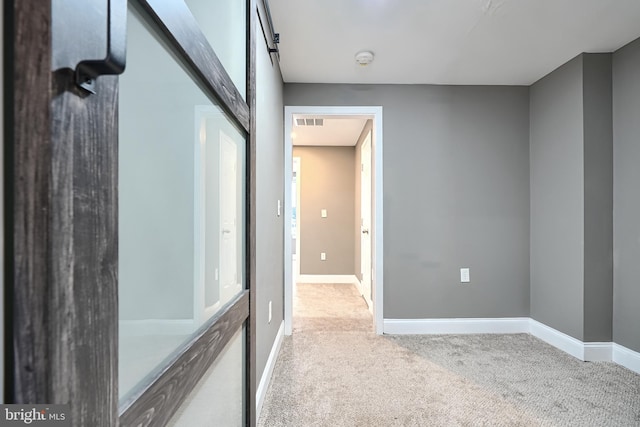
[277,200,281,217]
[321,252,326,261]
[321,209,327,218]
[460,268,470,283]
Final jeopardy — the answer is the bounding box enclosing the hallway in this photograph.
[258,283,640,426]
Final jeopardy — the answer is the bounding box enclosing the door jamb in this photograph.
[292,157,301,283]
[360,132,373,312]
[283,106,383,335]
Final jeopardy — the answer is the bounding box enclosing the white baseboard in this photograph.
[613,343,640,374]
[583,342,613,362]
[383,317,638,368]
[256,321,285,421]
[383,318,530,335]
[354,276,363,295]
[529,319,587,361]
[119,319,194,337]
[297,274,359,285]
[529,319,615,362]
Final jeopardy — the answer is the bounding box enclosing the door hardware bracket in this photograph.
[268,33,280,54]
[74,0,127,94]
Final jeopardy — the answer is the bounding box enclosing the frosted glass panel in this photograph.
[185,0,246,99]
[118,6,246,404]
[167,326,245,427]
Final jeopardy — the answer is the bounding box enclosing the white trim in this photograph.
[527,320,616,362]
[119,319,195,337]
[284,106,384,336]
[292,157,301,284]
[256,321,285,420]
[583,342,613,362]
[613,343,640,374]
[360,132,372,309]
[371,108,384,335]
[284,111,293,335]
[384,318,530,335]
[529,319,586,360]
[381,317,640,371]
[297,274,359,285]
[354,276,363,296]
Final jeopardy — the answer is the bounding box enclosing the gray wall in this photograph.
[293,146,356,275]
[285,84,530,319]
[582,54,613,343]
[530,56,586,340]
[530,53,613,342]
[613,37,640,353]
[255,1,285,385]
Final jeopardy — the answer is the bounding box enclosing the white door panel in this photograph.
[361,132,373,310]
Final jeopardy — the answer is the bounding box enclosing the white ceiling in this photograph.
[268,0,640,85]
[292,115,368,146]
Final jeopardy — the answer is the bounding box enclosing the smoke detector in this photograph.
[355,51,374,66]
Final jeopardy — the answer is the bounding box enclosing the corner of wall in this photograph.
[529,53,586,341]
[582,52,614,343]
[612,36,640,354]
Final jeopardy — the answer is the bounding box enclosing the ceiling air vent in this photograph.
[295,117,325,126]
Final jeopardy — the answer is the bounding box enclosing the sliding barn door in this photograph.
[6,0,257,425]
[7,0,120,423]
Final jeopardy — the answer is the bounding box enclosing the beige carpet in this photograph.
[258,283,640,426]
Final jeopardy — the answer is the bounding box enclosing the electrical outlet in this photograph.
[321,252,326,261]
[460,268,470,283]
[268,301,272,324]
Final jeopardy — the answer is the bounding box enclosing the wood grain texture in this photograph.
[10,1,119,425]
[136,0,251,133]
[10,1,253,426]
[49,72,119,426]
[119,291,250,427]
[9,0,53,404]
[247,0,258,426]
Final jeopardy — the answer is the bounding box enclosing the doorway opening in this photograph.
[284,106,384,335]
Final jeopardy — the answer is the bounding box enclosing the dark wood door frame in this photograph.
[247,1,258,426]
[5,1,119,425]
[5,0,257,425]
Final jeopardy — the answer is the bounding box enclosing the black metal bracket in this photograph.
[268,33,280,54]
[75,0,127,94]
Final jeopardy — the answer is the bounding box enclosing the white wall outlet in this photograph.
[268,301,272,324]
[277,200,281,217]
[321,252,326,261]
[460,268,470,283]
[321,209,327,218]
